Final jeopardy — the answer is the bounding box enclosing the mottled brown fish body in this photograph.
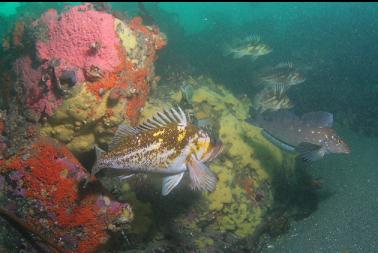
[256,110,350,161]
[91,107,222,195]
[98,123,203,174]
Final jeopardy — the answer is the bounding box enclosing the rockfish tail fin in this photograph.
[83,145,105,188]
[222,44,233,56]
[188,154,217,192]
[92,145,105,177]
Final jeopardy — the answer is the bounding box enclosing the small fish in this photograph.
[258,62,306,88]
[91,107,223,196]
[223,35,272,60]
[253,85,293,113]
[180,81,194,105]
[253,110,350,161]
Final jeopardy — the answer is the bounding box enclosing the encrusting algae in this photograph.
[37,5,167,156]
[41,85,127,154]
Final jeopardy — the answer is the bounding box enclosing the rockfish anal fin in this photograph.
[188,154,217,192]
[249,55,258,61]
[162,172,185,196]
[232,51,246,59]
[295,142,325,162]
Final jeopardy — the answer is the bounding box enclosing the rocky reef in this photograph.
[0,137,133,253]
[0,3,317,253]
[98,76,297,252]
[0,3,165,252]
[10,3,166,156]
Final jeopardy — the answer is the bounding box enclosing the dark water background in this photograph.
[153,3,378,136]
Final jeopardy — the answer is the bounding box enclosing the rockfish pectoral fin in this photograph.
[202,143,224,162]
[118,174,135,181]
[188,155,217,192]
[162,172,185,196]
[295,142,325,162]
[249,55,258,61]
[232,50,246,59]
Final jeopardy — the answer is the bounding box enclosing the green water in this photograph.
[0,2,377,253]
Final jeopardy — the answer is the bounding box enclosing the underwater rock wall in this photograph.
[0,4,299,252]
[0,3,165,252]
[114,76,296,252]
[12,3,166,155]
[0,137,133,252]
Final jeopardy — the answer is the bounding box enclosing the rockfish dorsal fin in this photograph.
[137,107,187,131]
[301,111,333,128]
[109,124,140,150]
[276,62,294,69]
[244,34,261,43]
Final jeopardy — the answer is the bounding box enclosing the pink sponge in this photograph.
[35,3,122,83]
[14,56,63,118]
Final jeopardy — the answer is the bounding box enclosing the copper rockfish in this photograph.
[92,107,223,196]
[255,110,350,161]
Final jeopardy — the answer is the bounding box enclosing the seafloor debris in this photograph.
[0,137,133,253]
